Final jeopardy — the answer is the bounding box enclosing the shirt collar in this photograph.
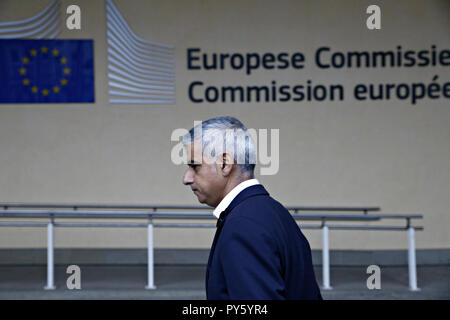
[212,178,260,219]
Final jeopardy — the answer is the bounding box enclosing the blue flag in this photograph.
[0,39,94,103]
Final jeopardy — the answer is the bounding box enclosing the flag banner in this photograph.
[0,39,94,103]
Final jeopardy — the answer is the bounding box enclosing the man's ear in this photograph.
[218,152,234,176]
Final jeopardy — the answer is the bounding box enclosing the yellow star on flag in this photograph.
[30,49,37,56]
[22,57,29,64]
[53,86,60,93]
[41,46,48,53]
[52,49,59,56]
[63,68,71,75]
[23,78,30,85]
[42,89,49,96]
[61,79,68,85]
[60,57,67,64]
[19,67,27,75]
[31,86,38,93]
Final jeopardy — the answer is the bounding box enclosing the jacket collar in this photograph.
[213,178,260,218]
[227,183,269,212]
[215,184,270,227]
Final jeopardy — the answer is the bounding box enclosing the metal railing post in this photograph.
[44,215,56,290]
[322,221,332,290]
[145,215,156,289]
[407,224,420,291]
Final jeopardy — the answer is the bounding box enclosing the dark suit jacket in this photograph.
[205,184,322,300]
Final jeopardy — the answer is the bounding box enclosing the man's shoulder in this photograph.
[236,191,286,212]
[220,198,278,244]
[227,192,288,227]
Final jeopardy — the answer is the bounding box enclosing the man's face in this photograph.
[182,141,226,207]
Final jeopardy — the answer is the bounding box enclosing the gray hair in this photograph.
[181,116,256,176]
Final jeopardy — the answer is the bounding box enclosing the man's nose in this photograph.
[182,168,194,185]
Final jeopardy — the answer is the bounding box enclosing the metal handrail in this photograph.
[0,209,384,221]
[0,204,423,292]
[0,202,380,213]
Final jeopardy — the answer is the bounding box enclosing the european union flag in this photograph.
[0,39,94,103]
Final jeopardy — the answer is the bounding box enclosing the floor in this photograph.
[0,265,448,299]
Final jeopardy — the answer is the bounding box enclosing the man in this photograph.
[181,116,322,300]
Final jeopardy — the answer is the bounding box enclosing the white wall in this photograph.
[0,0,449,250]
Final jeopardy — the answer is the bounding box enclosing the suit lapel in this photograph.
[205,185,270,295]
[205,209,229,294]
